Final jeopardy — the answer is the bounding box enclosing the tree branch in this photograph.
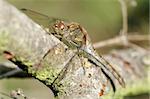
[93,34,149,49]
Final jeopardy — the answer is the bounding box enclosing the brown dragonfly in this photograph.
[21,8,125,95]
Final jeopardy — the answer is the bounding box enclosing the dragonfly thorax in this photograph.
[52,21,86,48]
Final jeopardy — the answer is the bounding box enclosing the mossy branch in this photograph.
[0,0,73,98]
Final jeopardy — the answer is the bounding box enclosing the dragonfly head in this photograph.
[52,20,67,37]
[52,20,87,48]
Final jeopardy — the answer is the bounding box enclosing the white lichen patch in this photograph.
[44,27,50,33]
[142,54,150,66]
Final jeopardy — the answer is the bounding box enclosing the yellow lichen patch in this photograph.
[82,57,91,68]
[75,37,82,42]
[35,66,59,84]
[54,46,64,55]
[0,31,10,52]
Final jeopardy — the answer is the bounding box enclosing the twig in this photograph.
[147,8,150,50]
[93,36,121,48]
[94,0,129,49]
[118,0,148,51]
[93,34,149,48]
[127,33,149,41]
[94,0,149,51]
[118,0,128,35]
[118,0,128,46]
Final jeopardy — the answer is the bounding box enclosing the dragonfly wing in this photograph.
[80,48,125,88]
[21,8,58,29]
[100,55,125,87]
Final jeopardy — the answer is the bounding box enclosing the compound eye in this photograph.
[54,21,65,30]
[55,24,58,27]
[59,22,65,30]
[54,24,58,28]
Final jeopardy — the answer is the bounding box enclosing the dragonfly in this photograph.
[21,8,125,95]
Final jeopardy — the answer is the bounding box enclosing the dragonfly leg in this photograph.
[33,43,62,70]
[49,54,76,96]
[42,44,60,59]
[52,53,76,84]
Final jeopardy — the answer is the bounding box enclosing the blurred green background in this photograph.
[0,0,149,99]
[6,0,149,42]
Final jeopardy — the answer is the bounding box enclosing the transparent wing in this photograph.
[21,8,59,28]
[80,49,125,88]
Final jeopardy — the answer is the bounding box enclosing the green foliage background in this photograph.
[7,0,149,42]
